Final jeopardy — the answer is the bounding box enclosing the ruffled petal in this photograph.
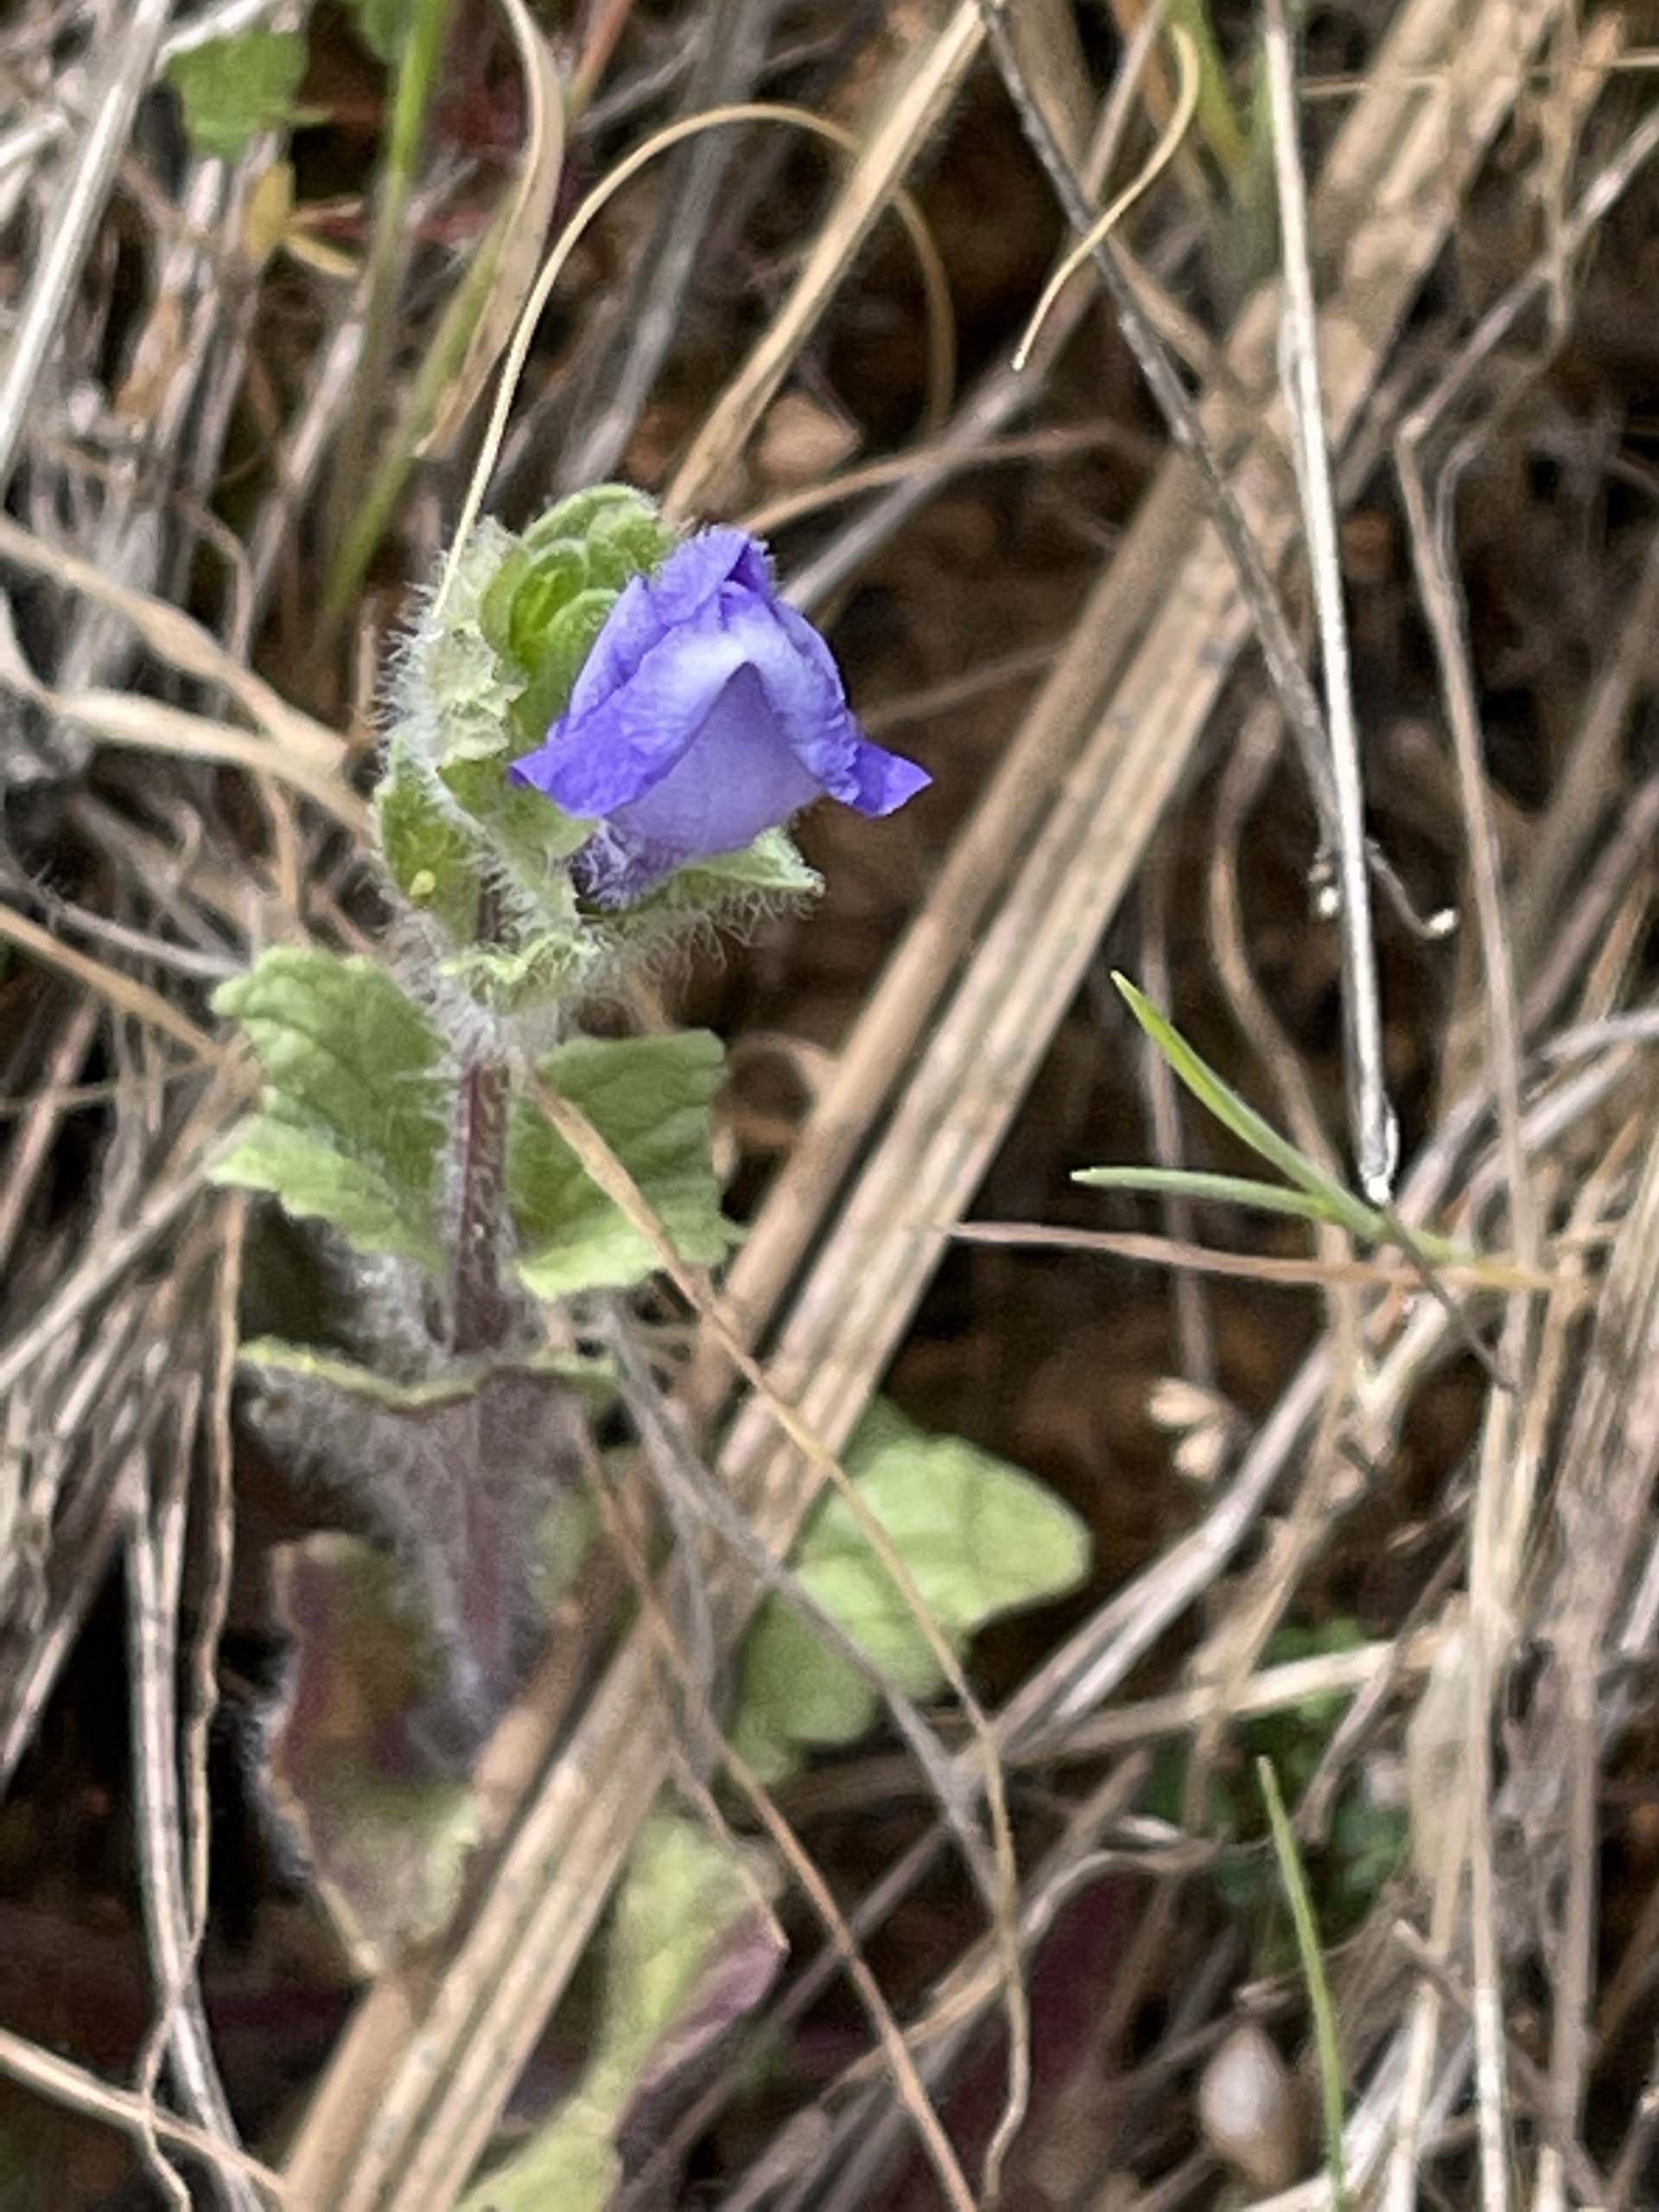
[605,665,820,872]
[561,527,771,721]
[744,601,930,815]
[562,569,660,715]
[730,600,864,795]
[651,527,772,627]
[511,625,750,813]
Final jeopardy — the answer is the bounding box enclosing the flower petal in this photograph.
[728,601,862,791]
[846,736,932,817]
[744,601,931,815]
[607,666,820,868]
[511,625,751,814]
[652,527,772,626]
[561,527,769,720]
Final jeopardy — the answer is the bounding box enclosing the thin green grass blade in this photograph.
[1258,1758,1349,2211]
[1071,1167,1349,1226]
[1110,974,1379,1239]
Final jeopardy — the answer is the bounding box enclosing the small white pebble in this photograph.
[1198,2022,1303,2190]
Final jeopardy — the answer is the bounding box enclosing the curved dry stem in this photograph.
[1011,24,1200,372]
[436,98,957,619]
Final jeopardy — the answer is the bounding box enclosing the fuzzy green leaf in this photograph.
[376,741,483,940]
[509,588,622,748]
[523,483,669,556]
[479,540,586,671]
[460,1814,780,2212]
[664,827,823,900]
[730,1402,1091,1781]
[509,1032,735,1297]
[457,2101,619,2212]
[438,750,590,868]
[211,948,448,1268]
[165,29,308,159]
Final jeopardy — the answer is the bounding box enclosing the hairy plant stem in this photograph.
[450,887,512,1358]
[451,1056,512,1357]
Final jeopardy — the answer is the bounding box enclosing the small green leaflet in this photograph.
[164,30,308,161]
[730,1402,1091,1782]
[214,952,739,1297]
[211,948,448,1269]
[509,1032,737,1297]
[376,741,483,941]
[647,826,822,904]
[458,1814,781,2212]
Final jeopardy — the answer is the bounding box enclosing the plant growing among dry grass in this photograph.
[3,1,1659,2208]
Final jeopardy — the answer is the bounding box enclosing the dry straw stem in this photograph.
[0,903,226,1067]
[1263,0,1391,1204]
[0,0,175,493]
[419,0,565,456]
[0,2026,291,2209]
[654,1025,1640,2205]
[437,101,955,623]
[583,1339,980,2212]
[125,1377,257,2212]
[701,0,1531,1412]
[556,0,836,493]
[0,514,348,774]
[664,0,984,518]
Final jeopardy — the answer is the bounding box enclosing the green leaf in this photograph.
[583,500,677,589]
[730,1402,1090,1782]
[165,30,308,160]
[376,741,483,939]
[433,750,596,1012]
[270,1534,480,1973]
[1109,975,1382,1240]
[480,541,589,672]
[523,483,670,557]
[458,2101,620,2212]
[461,1814,781,2212]
[1071,1167,1344,1224]
[211,948,448,1268]
[438,750,589,868]
[664,828,823,901]
[407,520,531,764]
[509,588,622,748]
[510,1032,735,1297]
[442,932,594,1013]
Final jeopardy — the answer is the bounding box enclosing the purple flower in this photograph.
[508,526,929,905]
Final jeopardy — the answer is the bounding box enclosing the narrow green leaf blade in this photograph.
[211,947,448,1268]
[509,1031,736,1297]
[1111,974,1378,1236]
[1072,1167,1351,1226]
